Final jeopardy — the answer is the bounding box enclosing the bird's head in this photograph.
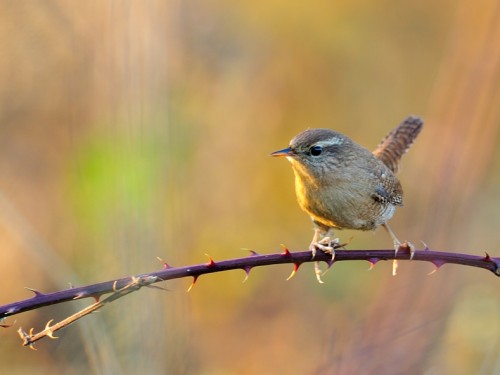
[271,128,350,178]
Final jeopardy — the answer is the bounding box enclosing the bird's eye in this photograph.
[310,145,323,156]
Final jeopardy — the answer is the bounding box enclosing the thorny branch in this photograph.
[17,275,160,349]
[1,246,499,348]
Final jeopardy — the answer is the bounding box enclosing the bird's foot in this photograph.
[310,237,340,260]
[393,240,416,259]
[392,240,415,276]
[310,237,340,284]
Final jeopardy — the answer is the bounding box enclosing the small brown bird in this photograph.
[271,115,423,281]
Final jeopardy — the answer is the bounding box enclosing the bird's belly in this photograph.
[306,200,394,231]
[296,179,395,231]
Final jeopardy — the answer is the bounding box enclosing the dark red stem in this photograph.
[1,248,498,320]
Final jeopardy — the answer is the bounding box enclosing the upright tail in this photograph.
[372,115,424,173]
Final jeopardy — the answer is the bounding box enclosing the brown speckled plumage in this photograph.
[373,116,423,173]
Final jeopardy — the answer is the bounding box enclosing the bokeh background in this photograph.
[0,1,499,374]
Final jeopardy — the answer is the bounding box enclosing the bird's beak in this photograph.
[270,147,294,157]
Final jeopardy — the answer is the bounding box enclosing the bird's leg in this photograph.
[382,223,415,258]
[382,223,415,276]
[309,227,321,259]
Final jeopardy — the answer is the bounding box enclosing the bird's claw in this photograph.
[310,237,340,284]
[394,240,416,259]
[392,241,415,276]
[311,237,339,260]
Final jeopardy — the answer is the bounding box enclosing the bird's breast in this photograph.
[293,170,395,231]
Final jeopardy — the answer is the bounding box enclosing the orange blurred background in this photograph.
[0,1,499,374]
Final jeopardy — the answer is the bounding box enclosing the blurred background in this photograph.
[0,1,499,374]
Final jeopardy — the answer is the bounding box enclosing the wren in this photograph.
[272,115,423,281]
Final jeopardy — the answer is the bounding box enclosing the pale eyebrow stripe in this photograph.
[314,137,344,147]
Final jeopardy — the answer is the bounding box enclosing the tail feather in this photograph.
[373,115,423,173]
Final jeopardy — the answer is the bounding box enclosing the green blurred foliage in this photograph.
[68,134,160,232]
[0,1,499,374]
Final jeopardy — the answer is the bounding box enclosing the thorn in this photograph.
[73,292,88,300]
[367,258,380,271]
[157,256,172,269]
[187,276,198,292]
[392,259,398,276]
[242,266,252,283]
[280,244,291,256]
[325,256,335,269]
[93,295,101,303]
[428,260,446,275]
[421,240,430,251]
[25,287,43,297]
[45,320,58,339]
[18,326,37,349]
[483,252,492,261]
[17,327,26,338]
[68,282,74,288]
[286,263,301,281]
[341,236,354,248]
[247,249,259,256]
[204,254,216,267]
[29,343,37,351]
